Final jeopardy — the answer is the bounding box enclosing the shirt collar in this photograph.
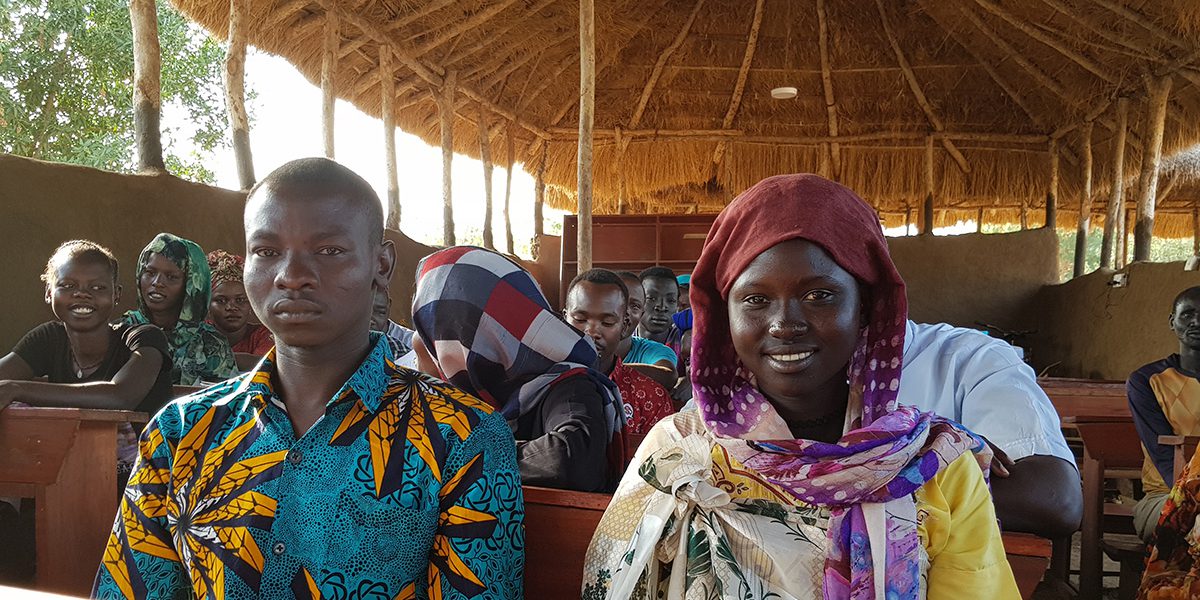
[242,332,395,414]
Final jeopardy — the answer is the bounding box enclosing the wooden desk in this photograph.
[0,407,147,596]
[1039,378,1128,420]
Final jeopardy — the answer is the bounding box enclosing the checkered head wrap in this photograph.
[412,246,624,435]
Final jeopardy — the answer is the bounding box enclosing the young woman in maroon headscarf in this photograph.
[582,174,1018,599]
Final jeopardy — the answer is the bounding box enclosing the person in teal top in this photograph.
[94,158,524,599]
[122,233,236,386]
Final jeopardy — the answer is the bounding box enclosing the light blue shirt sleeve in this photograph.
[627,337,678,367]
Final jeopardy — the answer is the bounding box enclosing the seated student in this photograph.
[1129,285,1200,543]
[123,233,236,386]
[412,246,624,493]
[369,285,415,354]
[614,271,677,389]
[206,249,273,370]
[584,174,1017,598]
[565,269,674,436]
[94,158,523,599]
[0,240,173,479]
[1138,442,1200,597]
[636,266,684,358]
[898,320,1081,538]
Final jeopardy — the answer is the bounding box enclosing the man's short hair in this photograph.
[1172,286,1200,314]
[615,270,641,286]
[248,157,384,244]
[42,240,118,285]
[568,268,629,304]
[639,266,678,285]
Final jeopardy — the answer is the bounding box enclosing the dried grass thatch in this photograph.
[173,0,1200,232]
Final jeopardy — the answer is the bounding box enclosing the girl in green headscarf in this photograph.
[123,233,236,386]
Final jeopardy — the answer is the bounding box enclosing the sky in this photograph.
[163,48,564,258]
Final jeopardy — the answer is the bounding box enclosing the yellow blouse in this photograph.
[583,411,1019,599]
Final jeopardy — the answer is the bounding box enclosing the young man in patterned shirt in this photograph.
[94,158,523,599]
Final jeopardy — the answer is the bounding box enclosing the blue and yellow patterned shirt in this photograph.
[94,334,524,599]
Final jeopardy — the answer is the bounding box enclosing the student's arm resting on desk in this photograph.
[0,348,163,411]
[1128,368,1176,485]
[516,377,609,492]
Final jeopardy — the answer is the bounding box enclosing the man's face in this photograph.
[677,284,691,311]
[565,281,626,370]
[621,278,645,339]
[1171,294,1200,351]
[244,186,394,350]
[641,277,678,334]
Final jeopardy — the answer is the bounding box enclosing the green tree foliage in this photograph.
[0,0,235,183]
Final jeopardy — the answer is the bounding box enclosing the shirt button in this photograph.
[272,542,286,556]
[288,449,303,465]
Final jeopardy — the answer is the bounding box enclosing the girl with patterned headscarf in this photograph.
[412,246,626,492]
[583,175,1018,599]
[123,233,236,386]
[206,249,273,364]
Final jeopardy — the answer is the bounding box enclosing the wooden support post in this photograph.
[321,12,338,159]
[977,208,984,233]
[1020,201,1029,230]
[437,71,457,245]
[816,0,840,177]
[1133,75,1173,262]
[223,0,255,189]
[1121,208,1133,267]
[1045,139,1058,229]
[1193,206,1199,256]
[130,0,164,171]
[1073,122,1093,277]
[381,47,399,229]
[577,0,595,271]
[905,205,913,236]
[503,130,514,254]
[477,105,495,249]
[615,127,627,214]
[534,140,546,237]
[922,137,935,235]
[1101,97,1129,268]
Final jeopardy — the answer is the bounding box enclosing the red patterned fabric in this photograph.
[231,323,274,355]
[610,358,675,435]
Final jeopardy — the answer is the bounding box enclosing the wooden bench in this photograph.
[0,407,148,596]
[523,485,1050,598]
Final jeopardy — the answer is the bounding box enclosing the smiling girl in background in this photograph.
[123,233,235,386]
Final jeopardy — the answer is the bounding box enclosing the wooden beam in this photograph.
[1120,208,1132,268]
[1045,138,1058,229]
[905,205,913,235]
[1086,0,1192,50]
[547,127,1048,144]
[814,0,841,177]
[954,2,1067,99]
[447,0,561,72]
[875,0,969,174]
[1193,207,1199,256]
[1020,200,1029,230]
[1073,122,1093,277]
[381,46,399,229]
[321,11,338,158]
[1100,97,1128,269]
[534,140,547,237]
[711,0,764,174]
[977,207,985,233]
[503,129,514,254]
[578,0,595,271]
[1133,75,1173,262]
[478,104,495,249]
[923,136,935,235]
[263,0,312,33]
[972,0,1116,83]
[224,0,254,189]
[615,127,627,214]
[407,0,522,57]
[130,0,164,171]
[628,0,706,134]
[437,71,457,245]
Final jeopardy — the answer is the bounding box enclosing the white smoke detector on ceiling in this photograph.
[771,86,798,100]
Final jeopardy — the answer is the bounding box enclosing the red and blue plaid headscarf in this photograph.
[691,174,990,599]
[412,246,625,440]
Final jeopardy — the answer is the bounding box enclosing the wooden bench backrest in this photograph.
[1063,415,1144,469]
[1038,377,1128,420]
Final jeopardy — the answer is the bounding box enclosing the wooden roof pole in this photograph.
[1085,0,1192,50]
[711,0,764,178]
[615,127,627,214]
[477,104,495,249]
[534,140,547,237]
[503,129,515,254]
[437,70,457,246]
[224,0,255,189]
[578,0,596,271]
[321,12,338,158]
[1120,208,1132,268]
[339,0,459,58]
[1133,75,1173,262]
[954,3,1067,99]
[1045,139,1058,230]
[130,0,164,171]
[905,205,913,236]
[875,0,969,174]
[381,47,400,229]
[1193,207,1199,256]
[407,0,522,57]
[1100,97,1129,268]
[972,0,1116,83]
[1073,121,1093,278]
[814,0,840,177]
[922,137,935,235]
[977,208,985,233]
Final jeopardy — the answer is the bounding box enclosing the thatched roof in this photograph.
[175,0,1200,232]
